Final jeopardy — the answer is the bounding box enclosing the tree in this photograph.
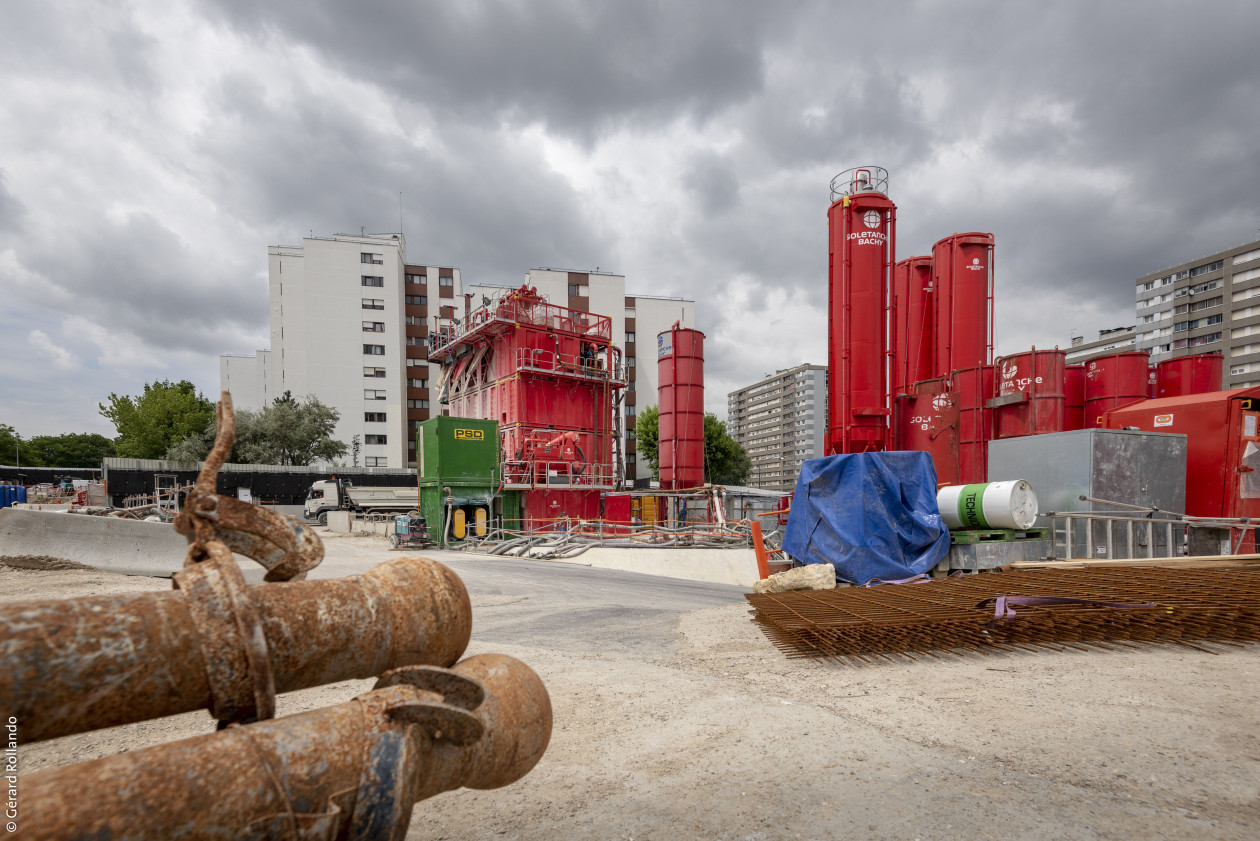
[164,391,348,466]
[100,380,216,459]
[24,433,115,467]
[633,405,751,486]
[0,424,33,466]
[634,405,659,475]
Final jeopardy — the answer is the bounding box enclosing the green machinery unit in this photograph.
[416,417,502,544]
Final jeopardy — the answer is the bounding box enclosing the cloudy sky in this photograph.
[3,0,1258,437]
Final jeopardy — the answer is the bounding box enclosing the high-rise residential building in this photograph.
[220,232,460,469]
[1064,326,1137,364]
[1135,236,1260,388]
[726,364,827,492]
[468,269,695,483]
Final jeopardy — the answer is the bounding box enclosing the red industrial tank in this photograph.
[1156,352,1223,398]
[1083,352,1150,427]
[895,378,958,486]
[952,365,995,484]
[827,166,896,454]
[1063,364,1086,431]
[932,233,994,378]
[657,324,705,489]
[993,348,1066,438]
[893,255,934,394]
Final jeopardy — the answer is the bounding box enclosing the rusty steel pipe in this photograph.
[0,557,472,743]
[19,653,552,841]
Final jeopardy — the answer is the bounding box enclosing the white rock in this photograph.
[752,563,837,594]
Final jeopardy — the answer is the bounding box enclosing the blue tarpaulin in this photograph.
[782,452,950,585]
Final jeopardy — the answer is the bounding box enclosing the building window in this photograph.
[361,253,384,265]
[365,434,388,445]
[362,276,385,287]
[362,298,384,310]
[363,321,385,332]
[1189,260,1224,278]
[405,316,420,326]
[364,389,387,400]
[1189,332,1221,347]
[407,378,428,388]
[407,353,427,366]
[364,367,386,378]
[407,336,428,347]
[363,344,385,355]
[407,399,430,409]
[625,332,635,343]
[627,381,635,392]
[406,273,426,285]
[439,276,454,287]
[365,456,387,467]
[365,412,387,422]
[626,357,635,367]
[406,295,427,306]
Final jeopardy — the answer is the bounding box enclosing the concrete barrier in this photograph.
[0,508,189,577]
[580,547,760,587]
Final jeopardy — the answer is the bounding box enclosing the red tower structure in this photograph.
[931,233,994,378]
[657,324,706,489]
[893,255,934,395]
[428,285,624,526]
[827,166,897,454]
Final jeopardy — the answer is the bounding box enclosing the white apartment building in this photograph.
[469,268,695,483]
[220,232,460,469]
[1064,326,1137,364]
[1135,236,1260,388]
[727,364,827,492]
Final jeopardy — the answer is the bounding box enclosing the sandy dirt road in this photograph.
[7,533,1259,840]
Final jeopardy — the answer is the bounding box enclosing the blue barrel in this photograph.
[16,485,27,505]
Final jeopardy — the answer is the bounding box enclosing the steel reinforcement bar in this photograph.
[747,567,1260,664]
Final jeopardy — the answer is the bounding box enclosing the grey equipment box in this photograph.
[988,429,1187,559]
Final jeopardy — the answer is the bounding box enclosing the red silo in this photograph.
[657,324,705,489]
[827,166,897,454]
[1156,352,1223,398]
[953,365,996,484]
[896,377,959,486]
[1083,352,1150,428]
[994,348,1066,438]
[1064,364,1086,431]
[894,255,934,394]
[932,233,994,378]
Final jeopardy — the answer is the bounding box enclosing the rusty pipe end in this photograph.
[363,557,473,669]
[450,654,552,790]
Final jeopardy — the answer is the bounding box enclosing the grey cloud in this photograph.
[682,152,741,215]
[195,0,794,141]
[0,170,24,235]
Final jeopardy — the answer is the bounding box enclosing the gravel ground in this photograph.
[6,534,1259,840]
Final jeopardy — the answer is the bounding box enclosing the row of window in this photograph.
[1172,314,1223,332]
[365,277,452,291]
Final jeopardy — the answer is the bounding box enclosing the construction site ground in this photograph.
[8,532,1259,840]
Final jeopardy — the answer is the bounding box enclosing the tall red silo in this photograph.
[1064,364,1086,431]
[994,348,1066,438]
[1083,352,1150,428]
[827,166,896,454]
[896,377,959,485]
[1156,352,1223,398]
[894,255,934,395]
[932,233,994,378]
[657,324,705,489]
[953,365,995,484]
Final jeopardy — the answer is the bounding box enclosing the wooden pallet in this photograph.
[950,527,1050,545]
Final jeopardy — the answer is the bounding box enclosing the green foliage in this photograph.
[0,424,28,466]
[99,380,216,459]
[634,405,660,476]
[633,406,751,486]
[23,433,115,468]
[703,414,751,486]
[164,391,348,466]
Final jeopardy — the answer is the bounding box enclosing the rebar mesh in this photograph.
[747,567,1260,665]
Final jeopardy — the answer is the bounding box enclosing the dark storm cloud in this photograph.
[194,0,793,141]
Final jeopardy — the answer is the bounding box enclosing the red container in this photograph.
[952,365,995,484]
[932,233,994,378]
[827,169,896,454]
[1083,352,1150,428]
[658,325,706,489]
[893,256,934,394]
[1147,367,1157,398]
[1156,352,1223,398]
[1064,364,1086,431]
[993,348,1066,438]
[895,378,958,486]
[1105,388,1260,519]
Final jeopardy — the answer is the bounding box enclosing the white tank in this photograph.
[937,480,1038,531]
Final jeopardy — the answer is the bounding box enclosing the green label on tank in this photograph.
[956,484,990,529]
